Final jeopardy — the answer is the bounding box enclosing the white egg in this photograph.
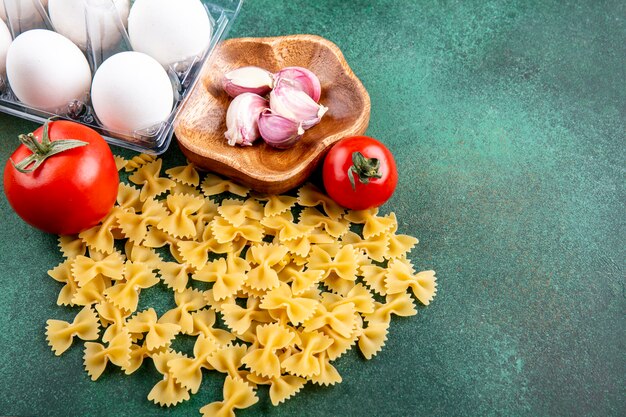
[0,18,10,75]
[6,29,91,112]
[91,51,174,133]
[128,0,212,68]
[48,0,130,50]
[0,0,48,23]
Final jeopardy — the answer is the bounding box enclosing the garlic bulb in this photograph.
[274,66,321,102]
[269,79,328,129]
[224,93,268,146]
[222,66,273,98]
[258,109,304,149]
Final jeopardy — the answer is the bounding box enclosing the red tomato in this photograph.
[322,136,398,210]
[3,120,119,235]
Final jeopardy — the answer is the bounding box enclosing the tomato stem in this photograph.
[10,120,89,174]
[347,151,383,191]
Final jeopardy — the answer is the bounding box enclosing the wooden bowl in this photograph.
[173,34,371,194]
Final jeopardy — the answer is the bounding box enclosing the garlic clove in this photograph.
[258,109,304,149]
[274,66,322,102]
[222,66,274,98]
[224,93,268,146]
[269,80,328,128]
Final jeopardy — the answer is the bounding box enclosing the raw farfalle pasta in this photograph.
[44,159,437,417]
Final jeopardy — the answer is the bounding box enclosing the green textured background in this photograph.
[0,0,624,416]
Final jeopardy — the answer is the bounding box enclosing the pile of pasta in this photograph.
[45,155,437,416]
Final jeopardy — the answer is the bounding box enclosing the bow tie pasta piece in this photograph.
[287,268,325,295]
[160,288,207,334]
[103,262,159,312]
[157,194,205,239]
[364,292,417,327]
[126,309,181,351]
[341,231,390,263]
[297,183,345,220]
[95,301,131,343]
[218,198,265,227]
[322,283,375,315]
[58,235,87,259]
[260,282,320,326]
[83,330,132,380]
[117,198,169,244]
[358,321,390,360]
[125,243,163,269]
[71,252,125,287]
[166,163,200,187]
[200,376,258,417]
[258,194,298,218]
[201,173,250,198]
[299,207,350,238]
[46,306,100,356]
[128,159,176,202]
[247,373,307,406]
[190,309,236,347]
[320,323,362,361]
[71,274,109,306]
[114,155,128,171]
[241,323,296,378]
[344,208,396,240]
[281,330,334,378]
[116,183,143,213]
[384,258,437,305]
[360,264,388,296]
[261,211,314,243]
[78,207,123,254]
[220,297,273,336]
[193,255,250,301]
[211,215,265,245]
[206,343,249,380]
[203,289,236,313]
[177,226,233,271]
[310,352,342,386]
[124,153,156,172]
[246,244,290,291]
[383,213,419,258]
[126,341,167,375]
[157,261,194,293]
[303,299,357,339]
[48,260,80,306]
[308,244,358,283]
[148,350,191,407]
[168,335,219,393]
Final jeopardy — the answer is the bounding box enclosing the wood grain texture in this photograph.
[173,34,371,194]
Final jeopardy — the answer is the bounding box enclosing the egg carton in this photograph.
[0,0,243,154]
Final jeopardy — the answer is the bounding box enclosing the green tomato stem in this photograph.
[347,151,383,191]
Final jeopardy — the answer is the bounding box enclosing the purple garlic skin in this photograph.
[269,79,328,130]
[274,66,322,102]
[222,66,274,98]
[258,109,305,149]
[224,93,268,146]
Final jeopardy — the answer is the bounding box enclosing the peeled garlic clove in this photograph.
[224,93,268,146]
[274,66,322,102]
[222,66,274,98]
[270,80,328,128]
[258,109,305,149]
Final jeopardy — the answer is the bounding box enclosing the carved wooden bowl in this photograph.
[173,34,371,194]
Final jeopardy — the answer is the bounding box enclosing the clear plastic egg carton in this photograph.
[0,0,243,154]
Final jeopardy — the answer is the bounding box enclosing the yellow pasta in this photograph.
[199,376,258,417]
[201,173,250,197]
[83,330,132,380]
[46,306,100,355]
[44,156,437,416]
[95,301,131,344]
[124,153,156,172]
[128,159,176,202]
[168,335,218,393]
[148,350,191,407]
[126,308,181,351]
[166,163,200,186]
[113,155,128,171]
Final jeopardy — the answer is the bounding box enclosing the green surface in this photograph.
[0,0,624,416]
